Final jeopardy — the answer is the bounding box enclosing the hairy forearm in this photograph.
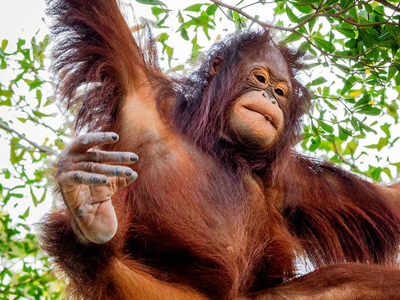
[107,260,208,300]
[247,264,400,300]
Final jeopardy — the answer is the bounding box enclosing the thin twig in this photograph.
[0,121,55,155]
[332,141,367,175]
[210,0,292,31]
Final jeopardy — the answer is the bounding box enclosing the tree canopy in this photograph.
[0,0,399,298]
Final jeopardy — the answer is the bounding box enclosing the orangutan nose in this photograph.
[262,91,277,105]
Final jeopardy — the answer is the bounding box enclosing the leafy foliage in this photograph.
[0,35,66,298]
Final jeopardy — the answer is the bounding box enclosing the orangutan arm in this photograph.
[250,263,400,300]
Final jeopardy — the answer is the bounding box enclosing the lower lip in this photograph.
[243,107,275,129]
[244,107,269,119]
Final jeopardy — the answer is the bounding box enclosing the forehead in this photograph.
[246,46,291,81]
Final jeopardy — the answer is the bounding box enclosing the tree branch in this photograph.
[210,0,292,32]
[375,0,400,12]
[210,0,361,61]
[0,121,55,155]
[211,0,399,63]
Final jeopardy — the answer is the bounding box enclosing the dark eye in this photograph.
[275,88,284,96]
[256,75,266,83]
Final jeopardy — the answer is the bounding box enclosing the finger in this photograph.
[76,150,139,164]
[59,171,110,186]
[69,132,119,153]
[115,174,137,188]
[75,162,136,178]
[59,170,138,186]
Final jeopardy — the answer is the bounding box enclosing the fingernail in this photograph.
[111,134,119,141]
[125,170,132,177]
[102,177,108,184]
[130,154,138,162]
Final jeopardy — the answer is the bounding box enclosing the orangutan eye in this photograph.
[275,88,284,96]
[256,75,266,83]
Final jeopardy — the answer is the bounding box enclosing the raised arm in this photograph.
[40,1,194,298]
[47,0,164,133]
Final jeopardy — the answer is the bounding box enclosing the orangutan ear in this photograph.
[210,56,223,77]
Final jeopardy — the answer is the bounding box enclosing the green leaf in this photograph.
[135,0,165,5]
[392,42,399,58]
[20,207,30,220]
[158,32,169,44]
[370,167,382,181]
[39,189,47,205]
[164,45,173,64]
[36,89,42,106]
[349,7,358,22]
[24,78,43,91]
[359,122,377,134]
[284,33,302,43]
[299,41,310,52]
[292,3,312,14]
[309,135,321,151]
[340,0,353,9]
[157,13,169,26]
[308,17,317,32]
[323,98,337,110]
[343,139,357,155]
[381,123,391,138]
[9,193,24,199]
[314,37,335,52]
[382,167,392,180]
[32,110,51,118]
[310,77,327,86]
[1,39,8,51]
[335,25,355,39]
[0,58,6,70]
[379,49,391,62]
[30,188,38,206]
[355,106,381,116]
[206,4,218,16]
[317,120,334,133]
[355,92,370,108]
[323,0,339,9]
[364,3,373,13]
[338,125,351,141]
[180,27,189,41]
[184,3,202,12]
[151,6,164,18]
[286,5,298,23]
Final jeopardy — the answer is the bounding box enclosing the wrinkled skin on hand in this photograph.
[57,132,138,244]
